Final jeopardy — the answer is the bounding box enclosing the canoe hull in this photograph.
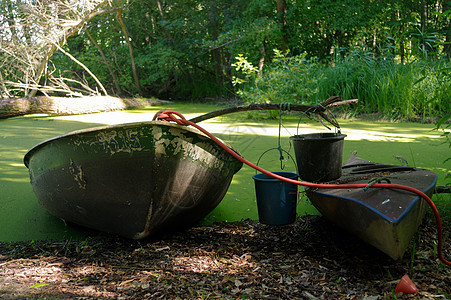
[24,121,242,239]
[306,155,437,260]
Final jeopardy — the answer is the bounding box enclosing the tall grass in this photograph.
[234,51,451,120]
[317,58,451,120]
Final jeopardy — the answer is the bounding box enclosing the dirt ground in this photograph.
[0,212,449,299]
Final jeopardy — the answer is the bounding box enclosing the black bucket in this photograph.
[290,132,346,182]
[252,172,298,225]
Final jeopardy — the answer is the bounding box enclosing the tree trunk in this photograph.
[276,0,289,53]
[0,72,11,98]
[395,10,405,63]
[258,42,266,76]
[208,0,223,86]
[156,0,173,42]
[51,42,108,96]
[84,28,123,95]
[6,2,20,46]
[444,0,451,58]
[116,8,144,96]
[421,0,427,32]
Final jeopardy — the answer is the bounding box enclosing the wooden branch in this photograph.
[188,103,319,123]
[324,99,358,107]
[116,8,144,96]
[28,0,111,98]
[84,28,122,95]
[51,41,108,96]
[188,97,358,127]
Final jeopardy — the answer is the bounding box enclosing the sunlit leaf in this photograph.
[30,283,49,288]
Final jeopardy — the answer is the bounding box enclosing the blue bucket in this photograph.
[252,172,298,225]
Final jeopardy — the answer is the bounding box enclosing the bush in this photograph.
[233,50,451,120]
[233,50,322,106]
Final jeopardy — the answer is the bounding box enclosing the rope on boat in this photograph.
[155,110,451,267]
[363,177,391,191]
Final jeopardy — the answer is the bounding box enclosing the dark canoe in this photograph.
[306,153,437,260]
[24,121,243,239]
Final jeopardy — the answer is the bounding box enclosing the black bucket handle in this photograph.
[255,148,298,173]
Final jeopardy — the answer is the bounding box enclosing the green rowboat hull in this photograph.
[24,121,242,239]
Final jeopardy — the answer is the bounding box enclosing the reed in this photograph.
[234,52,451,121]
[318,58,451,120]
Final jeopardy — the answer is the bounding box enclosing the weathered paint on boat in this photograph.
[306,154,437,260]
[24,121,243,239]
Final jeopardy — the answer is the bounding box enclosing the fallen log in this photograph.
[0,96,170,119]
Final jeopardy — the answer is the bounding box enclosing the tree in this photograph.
[84,28,123,95]
[276,0,289,53]
[1,0,450,101]
[0,0,111,98]
[116,6,144,96]
[444,1,451,58]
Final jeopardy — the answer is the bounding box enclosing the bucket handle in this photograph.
[255,148,298,173]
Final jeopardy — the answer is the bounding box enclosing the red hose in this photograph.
[157,110,450,266]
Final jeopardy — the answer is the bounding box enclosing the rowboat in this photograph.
[24,121,243,239]
[306,153,438,260]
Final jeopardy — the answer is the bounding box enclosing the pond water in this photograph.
[0,103,449,241]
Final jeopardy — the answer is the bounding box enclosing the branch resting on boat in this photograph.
[187,96,358,128]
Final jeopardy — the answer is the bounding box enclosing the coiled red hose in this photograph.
[157,110,450,266]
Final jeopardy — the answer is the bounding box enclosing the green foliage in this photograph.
[234,49,450,120]
[233,50,322,106]
[231,54,258,86]
[135,43,184,90]
[434,113,451,164]
[1,0,451,102]
[287,0,379,59]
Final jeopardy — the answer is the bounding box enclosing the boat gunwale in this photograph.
[23,120,236,168]
[308,170,438,224]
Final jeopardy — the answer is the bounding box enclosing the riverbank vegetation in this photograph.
[234,51,450,121]
[1,0,450,121]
